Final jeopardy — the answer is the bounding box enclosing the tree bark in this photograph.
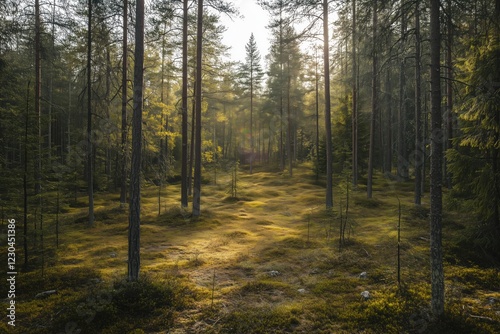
[279,10,284,172]
[351,0,358,186]
[286,59,293,177]
[430,0,444,317]
[34,0,41,196]
[120,0,128,207]
[250,55,254,174]
[385,65,393,174]
[192,0,203,217]
[414,0,423,205]
[87,0,94,227]
[398,0,409,181]
[24,81,30,267]
[445,0,453,189]
[367,0,377,199]
[128,0,145,282]
[48,0,55,163]
[188,78,196,196]
[323,0,333,209]
[181,0,189,207]
[315,47,320,181]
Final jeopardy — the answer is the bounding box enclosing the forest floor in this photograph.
[1,164,500,333]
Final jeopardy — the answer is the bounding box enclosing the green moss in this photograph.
[219,305,301,333]
[41,275,196,334]
[407,205,430,220]
[278,236,319,249]
[342,288,423,333]
[256,220,274,225]
[354,197,383,208]
[10,164,500,334]
[222,196,240,203]
[239,280,292,295]
[17,267,101,298]
[311,277,358,295]
[447,266,500,291]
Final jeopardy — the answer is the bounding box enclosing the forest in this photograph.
[0,0,499,333]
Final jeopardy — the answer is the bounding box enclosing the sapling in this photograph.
[211,268,216,309]
[397,196,401,289]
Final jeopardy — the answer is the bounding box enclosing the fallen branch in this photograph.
[35,290,57,299]
[469,314,494,322]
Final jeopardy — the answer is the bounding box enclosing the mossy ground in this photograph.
[1,164,499,333]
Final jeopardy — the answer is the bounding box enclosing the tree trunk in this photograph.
[430,0,444,317]
[398,1,409,181]
[192,0,203,217]
[34,0,41,196]
[279,10,284,172]
[181,0,189,207]
[120,0,128,207]
[87,0,94,227]
[128,0,145,282]
[367,0,377,199]
[351,0,358,186]
[67,81,71,159]
[188,78,196,196]
[24,82,30,267]
[48,0,55,163]
[250,59,254,174]
[414,0,423,205]
[286,60,293,177]
[385,65,393,174]
[445,0,453,189]
[315,47,320,181]
[105,47,112,185]
[323,0,333,209]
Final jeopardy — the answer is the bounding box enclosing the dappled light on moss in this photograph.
[8,165,500,333]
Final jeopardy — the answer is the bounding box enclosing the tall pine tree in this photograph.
[240,33,263,174]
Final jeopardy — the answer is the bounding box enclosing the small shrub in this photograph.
[448,266,500,291]
[112,277,176,315]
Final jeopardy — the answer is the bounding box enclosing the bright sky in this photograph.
[219,0,271,64]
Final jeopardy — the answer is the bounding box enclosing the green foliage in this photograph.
[448,266,499,291]
[458,39,500,150]
[447,34,500,258]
